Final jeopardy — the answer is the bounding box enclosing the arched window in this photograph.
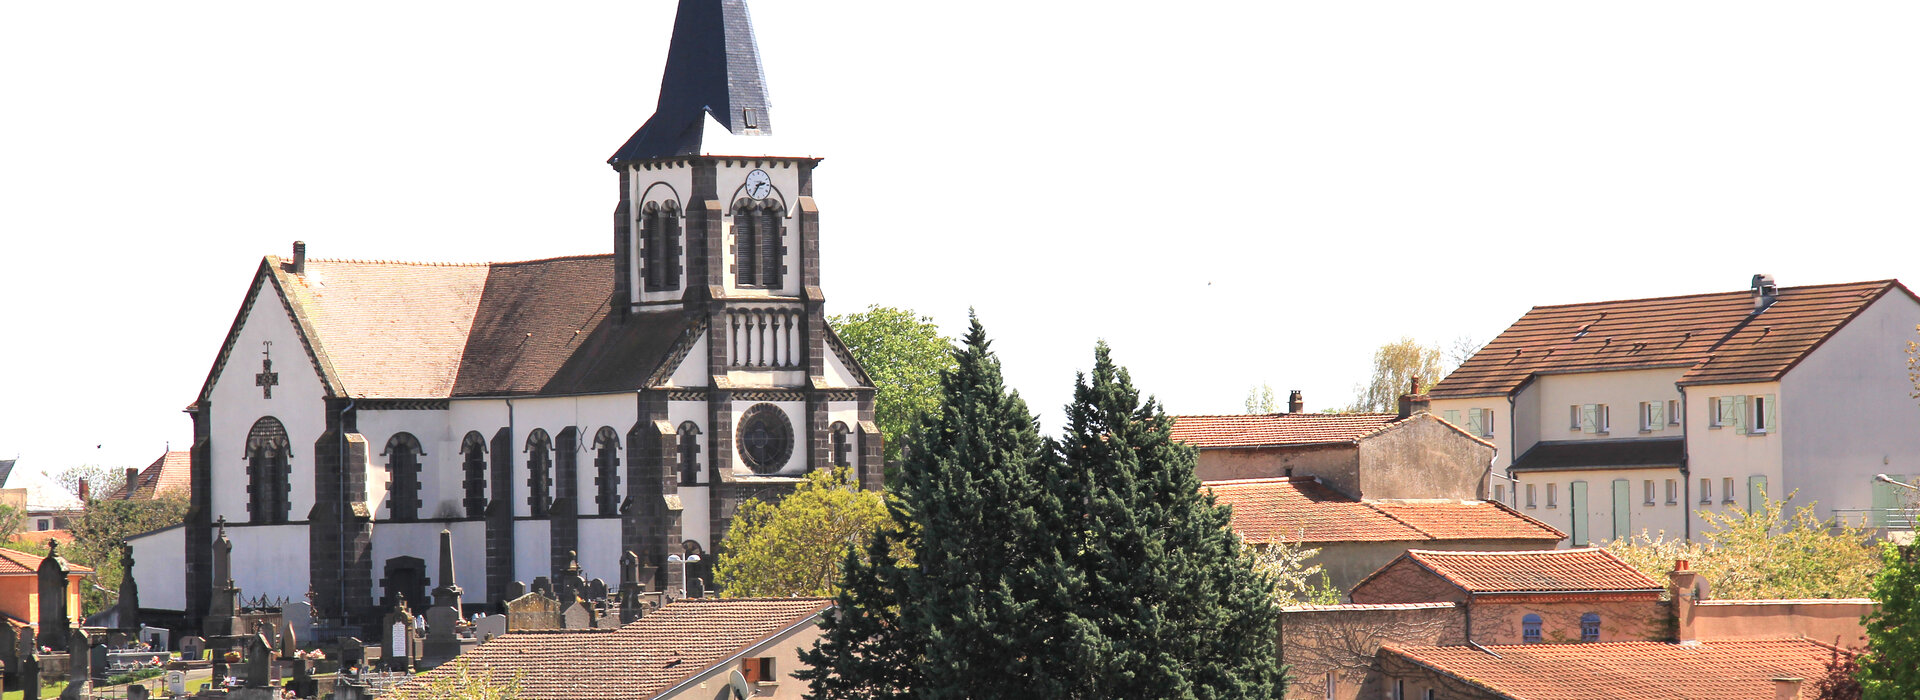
[1522,614,1543,643]
[1580,613,1601,642]
[677,422,702,485]
[245,417,292,524]
[593,427,621,517]
[830,421,852,468]
[732,199,784,289]
[461,432,488,518]
[641,200,681,291]
[383,433,425,522]
[525,429,552,518]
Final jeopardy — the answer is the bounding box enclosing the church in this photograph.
[128,0,882,631]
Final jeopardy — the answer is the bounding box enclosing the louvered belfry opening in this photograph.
[642,201,682,292]
[732,198,784,289]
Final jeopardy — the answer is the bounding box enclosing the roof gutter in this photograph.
[655,607,830,699]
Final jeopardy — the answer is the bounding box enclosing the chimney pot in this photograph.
[1288,390,1304,414]
[292,241,307,275]
[78,478,89,503]
[1771,677,1802,700]
[125,467,139,500]
[1669,563,1701,643]
[1752,273,1778,313]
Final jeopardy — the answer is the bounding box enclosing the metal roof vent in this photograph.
[1752,273,1778,313]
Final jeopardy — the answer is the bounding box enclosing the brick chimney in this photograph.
[1771,677,1802,700]
[1669,559,1699,643]
[78,478,89,503]
[1288,390,1304,414]
[124,467,139,500]
[1752,273,1778,313]
[292,241,307,275]
[1396,376,1430,420]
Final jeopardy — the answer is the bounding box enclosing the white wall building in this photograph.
[1431,275,1920,546]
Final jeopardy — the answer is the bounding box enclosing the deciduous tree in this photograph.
[829,306,957,464]
[396,659,523,700]
[714,468,889,598]
[70,495,188,615]
[1605,492,1879,600]
[1348,337,1442,413]
[1860,543,1920,698]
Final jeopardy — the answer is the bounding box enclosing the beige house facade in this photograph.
[1431,275,1920,546]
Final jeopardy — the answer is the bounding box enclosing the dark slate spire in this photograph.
[609,0,772,164]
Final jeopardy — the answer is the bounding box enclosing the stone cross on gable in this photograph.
[255,341,279,399]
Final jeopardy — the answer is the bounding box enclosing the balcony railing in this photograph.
[1830,508,1920,530]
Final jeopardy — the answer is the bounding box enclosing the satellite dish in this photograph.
[729,669,751,698]
[1696,576,1714,601]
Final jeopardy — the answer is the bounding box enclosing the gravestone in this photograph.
[138,625,170,652]
[334,636,364,669]
[472,615,506,642]
[166,670,187,696]
[504,592,561,631]
[529,577,553,598]
[556,554,585,603]
[618,551,647,624]
[59,630,91,699]
[88,643,107,685]
[179,635,205,660]
[278,618,299,659]
[127,684,149,700]
[560,601,591,630]
[382,604,417,673]
[37,542,71,653]
[205,519,246,638]
[0,623,16,685]
[281,601,315,646]
[243,634,271,687]
[502,581,527,602]
[20,652,38,700]
[116,546,141,632]
[594,610,622,629]
[583,578,608,602]
[422,529,465,669]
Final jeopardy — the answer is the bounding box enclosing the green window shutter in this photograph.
[1581,404,1598,433]
[1466,410,1483,437]
[1610,479,1630,542]
[1570,481,1589,546]
[1766,394,1779,435]
[1732,395,1748,435]
[1444,410,1461,426]
[1649,402,1665,430]
[1747,475,1767,511]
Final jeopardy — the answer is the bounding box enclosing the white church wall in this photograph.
[569,394,638,513]
[715,161,805,298]
[667,330,709,387]
[225,523,310,603]
[208,280,328,525]
[680,485,711,551]
[724,369,807,388]
[449,520,487,603]
[668,401,708,485]
[127,525,186,611]
[822,347,859,388]
[577,518,623,586]
[631,163,696,305]
[356,409,458,520]
[513,520,552,584]
[728,399,807,476]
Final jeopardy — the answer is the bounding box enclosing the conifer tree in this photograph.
[1055,343,1285,699]
[799,316,1067,699]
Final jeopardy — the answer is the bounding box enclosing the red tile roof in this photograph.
[1431,280,1913,398]
[1388,548,1660,594]
[103,451,190,500]
[396,598,831,700]
[1170,413,1401,449]
[1381,638,1842,699]
[1203,478,1564,545]
[0,548,93,575]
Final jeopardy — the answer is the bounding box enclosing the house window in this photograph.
[1665,479,1677,505]
[1424,690,1436,700]
[1570,405,1581,431]
[461,432,488,518]
[1581,613,1601,642]
[1668,399,1681,425]
[1699,478,1712,504]
[1522,614,1542,643]
[245,416,292,525]
[1547,483,1558,508]
[1466,408,1494,437]
[1639,402,1653,431]
[830,421,853,468]
[732,198,785,289]
[593,427,622,517]
[1494,484,1505,503]
[383,433,425,522]
[1393,680,1405,700]
[525,429,552,517]
[1708,396,1723,428]
[1526,484,1537,509]
[1644,479,1655,506]
[1325,673,1335,700]
[1722,477,1736,504]
[741,657,776,684]
[677,422,703,484]
[1597,404,1611,433]
[641,200,682,292]
[1749,395,1770,434]
[1480,408,1495,437]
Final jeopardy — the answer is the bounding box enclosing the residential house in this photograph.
[1206,477,1562,590]
[1376,638,1842,700]
[1348,548,1667,645]
[102,450,191,501]
[1172,402,1495,501]
[395,598,831,700]
[0,548,90,636]
[1430,275,1920,545]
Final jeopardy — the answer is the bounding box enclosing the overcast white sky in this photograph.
[3,1,1917,472]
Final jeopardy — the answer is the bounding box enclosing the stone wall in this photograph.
[1354,415,1492,501]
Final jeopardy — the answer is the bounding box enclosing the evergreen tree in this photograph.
[1861,542,1920,698]
[1056,343,1285,699]
[799,316,1068,699]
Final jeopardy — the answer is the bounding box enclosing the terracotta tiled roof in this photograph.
[396,598,831,700]
[104,451,191,500]
[1381,638,1841,699]
[1393,548,1660,594]
[1170,413,1400,449]
[9,530,75,547]
[1282,602,1459,612]
[0,548,93,575]
[203,254,707,400]
[1431,280,1912,399]
[1204,478,1564,544]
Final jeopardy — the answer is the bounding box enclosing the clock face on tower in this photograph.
[744,169,772,199]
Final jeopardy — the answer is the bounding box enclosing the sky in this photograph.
[2,1,1917,474]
